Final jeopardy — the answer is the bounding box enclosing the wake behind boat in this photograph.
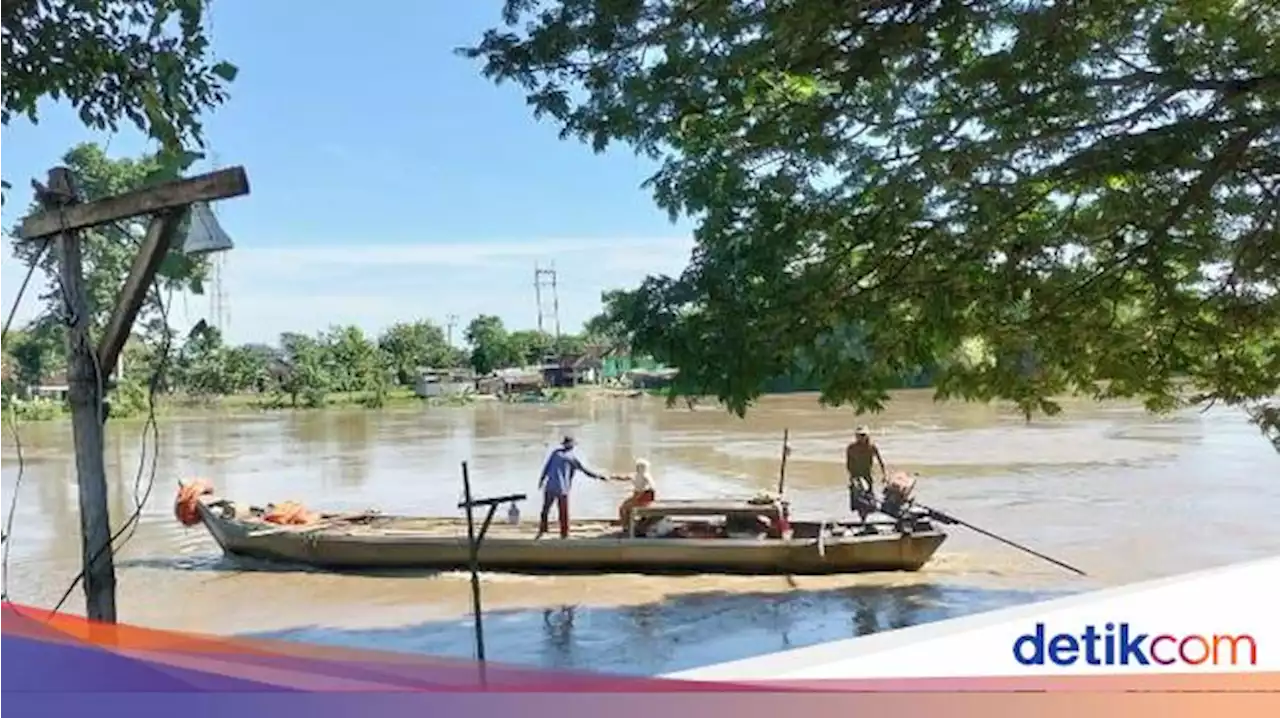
[177,483,948,576]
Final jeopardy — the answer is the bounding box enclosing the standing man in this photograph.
[846,426,887,522]
[537,435,608,539]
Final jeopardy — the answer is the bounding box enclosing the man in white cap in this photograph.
[846,426,886,520]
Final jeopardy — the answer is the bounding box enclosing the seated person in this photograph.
[614,458,657,527]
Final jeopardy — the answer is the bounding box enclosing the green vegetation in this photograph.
[465,0,1280,450]
[1,144,613,420]
[2,0,235,195]
[2,307,613,420]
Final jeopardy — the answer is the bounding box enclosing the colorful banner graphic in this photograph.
[4,558,1277,713]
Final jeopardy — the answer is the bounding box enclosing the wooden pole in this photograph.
[460,460,488,687]
[776,428,791,495]
[44,167,118,624]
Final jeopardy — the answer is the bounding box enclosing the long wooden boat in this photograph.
[191,493,947,576]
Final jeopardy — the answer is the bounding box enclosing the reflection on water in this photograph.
[255,583,1066,676]
[3,391,1278,673]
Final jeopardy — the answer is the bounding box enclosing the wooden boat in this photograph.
[190,492,948,576]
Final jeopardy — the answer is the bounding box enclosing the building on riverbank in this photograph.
[477,367,545,395]
[541,347,607,387]
[414,368,475,399]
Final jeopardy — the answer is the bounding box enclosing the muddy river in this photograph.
[3,391,1277,674]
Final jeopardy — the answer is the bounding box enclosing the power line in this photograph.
[2,220,68,607]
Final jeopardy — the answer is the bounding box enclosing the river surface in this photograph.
[3,391,1278,674]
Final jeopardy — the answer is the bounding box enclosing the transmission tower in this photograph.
[210,254,228,331]
[446,313,459,346]
[534,263,561,340]
[208,152,229,334]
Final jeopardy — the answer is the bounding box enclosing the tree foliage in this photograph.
[466,315,596,374]
[465,315,520,374]
[379,320,460,385]
[175,323,265,396]
[11,143,211,333]
[4,143,212,416]
[3,306,611,414]
[2,0,235,153]
[465,0,1280,448]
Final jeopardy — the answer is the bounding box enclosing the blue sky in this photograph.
[1,2,693,346]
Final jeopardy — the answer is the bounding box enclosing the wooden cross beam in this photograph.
[15,166,250,241]
[16,166,251,379]
[456,493,528,509]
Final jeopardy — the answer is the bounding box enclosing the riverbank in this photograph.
[1,384,648,424]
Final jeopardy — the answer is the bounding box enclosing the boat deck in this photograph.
[226,511,909,542]
[343,516,623,540]
[195,496,948,575]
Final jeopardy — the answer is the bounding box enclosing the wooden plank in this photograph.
[16,167,250,240]
[95,210,184,379]
[456,493,527,509]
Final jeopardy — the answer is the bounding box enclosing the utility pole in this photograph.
[534,263,561,340]
[17,165,251,623]
[42,168,117,623]
[446,313,459,347]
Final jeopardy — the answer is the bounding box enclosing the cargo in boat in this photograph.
[187,491,947,576]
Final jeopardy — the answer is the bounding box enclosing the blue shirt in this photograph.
[540,448,600,495]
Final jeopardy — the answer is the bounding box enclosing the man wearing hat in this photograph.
[846,426,886,521]
[536,435,608,539]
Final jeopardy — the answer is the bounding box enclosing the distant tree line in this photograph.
[2,314,611,416]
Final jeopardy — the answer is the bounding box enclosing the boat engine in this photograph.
[880,472,918,519]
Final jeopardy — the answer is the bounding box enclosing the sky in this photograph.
[0,2,694,346]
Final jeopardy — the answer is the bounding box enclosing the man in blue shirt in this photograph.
[537,435,608,539]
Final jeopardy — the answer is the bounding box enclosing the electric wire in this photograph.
[1,236,56,606]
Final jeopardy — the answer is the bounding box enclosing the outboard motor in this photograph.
[880,472,917,518]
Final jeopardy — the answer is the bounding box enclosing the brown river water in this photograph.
[3,391,1278,674]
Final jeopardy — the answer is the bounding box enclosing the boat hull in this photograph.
[196,501,946,576]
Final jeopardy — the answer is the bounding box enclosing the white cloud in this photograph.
[2,236,695,346]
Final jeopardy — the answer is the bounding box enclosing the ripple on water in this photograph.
[2,393,1276,672]
[713,422,1190,469]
